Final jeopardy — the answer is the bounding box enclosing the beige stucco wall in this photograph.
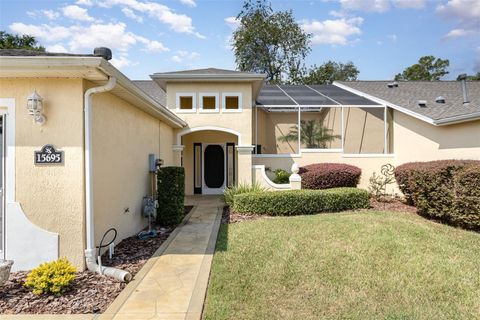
[393,111,480,163]
[89,81,173,250]
[182,130,238,195]
[0,78,86,268]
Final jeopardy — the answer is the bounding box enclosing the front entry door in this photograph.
[203,144,225,194]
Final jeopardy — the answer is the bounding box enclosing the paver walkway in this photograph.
[100,196,223,320]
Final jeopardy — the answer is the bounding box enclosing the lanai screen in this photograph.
[254,85,393,155]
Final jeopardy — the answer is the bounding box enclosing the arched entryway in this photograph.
[176,127,240,195]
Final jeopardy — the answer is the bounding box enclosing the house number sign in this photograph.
[34,145,64,164]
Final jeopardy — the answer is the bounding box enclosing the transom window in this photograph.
[222,93,242,112]
[176,92,196,112]
[199,93,219,112]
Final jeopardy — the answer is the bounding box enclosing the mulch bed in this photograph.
[368,197,417,213]
[221,206,271,225]
[0,206,193,315]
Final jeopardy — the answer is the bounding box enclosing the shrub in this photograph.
[299,163,361,190]
[368,163,396,198]
[224,182,266,207]
[232,188,369,216]
[24,258,76,295]
[157,166,185,226]
[273,169,290,184]
[394,160,480,230]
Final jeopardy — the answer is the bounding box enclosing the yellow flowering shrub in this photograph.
[24,258,76,295]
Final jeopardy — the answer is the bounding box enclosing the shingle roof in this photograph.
[153,68,260,76]
[336,81,480,123]
[0,49,96,57]
[133,80,166,106]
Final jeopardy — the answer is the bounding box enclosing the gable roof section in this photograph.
[152,67,262,77]
[257,84,379,106]
[133,80,166,106]
[335,81,480,125]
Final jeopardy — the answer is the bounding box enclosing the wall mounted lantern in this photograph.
[27,90,46,125]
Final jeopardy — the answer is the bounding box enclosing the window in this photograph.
[222,93,242,112]
[199,93,219,112]
[176,92,196,112]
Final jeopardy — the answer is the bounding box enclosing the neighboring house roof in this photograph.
[335,81,480,125]
[257,84,379,107]
[0,49,186,128]
[133,80,166,106]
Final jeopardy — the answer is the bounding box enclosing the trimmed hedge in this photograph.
[232,188,369,216]
[299,163,361,190]
[157,166,185,226]
[394,160,480,230]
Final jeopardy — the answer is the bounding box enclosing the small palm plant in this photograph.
[278,120,341,148]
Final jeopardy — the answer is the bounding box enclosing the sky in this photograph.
[0,0,479,80]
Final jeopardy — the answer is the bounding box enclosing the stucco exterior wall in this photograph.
[166,82,253,146]
[393,111,480,162]
[182,131,238,195]
[90,83,170,250]
[0,78,85,268]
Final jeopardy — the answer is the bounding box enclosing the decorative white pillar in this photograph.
[289,163,302,190]
[172,144,184,167]
[236,145,255,185]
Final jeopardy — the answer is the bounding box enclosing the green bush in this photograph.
[157,166,185,226]
[24,258,76,295]
[224,182,266,207]
[232,188,369,216]
[273,169,290,184]
[395,160,480,230]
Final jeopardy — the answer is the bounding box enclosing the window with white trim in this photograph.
[176,92,196,112]
[222,93,242,112]
[199,93,219,112]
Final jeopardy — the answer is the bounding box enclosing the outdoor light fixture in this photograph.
[27,90,46,125]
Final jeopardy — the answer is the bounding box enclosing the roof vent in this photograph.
[417,100,427,108]
[387,82,398,88]
[457,73,469,104]
[435,96,446,104]
[93,47,112,60]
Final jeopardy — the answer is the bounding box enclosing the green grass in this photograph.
[203,211,480,320]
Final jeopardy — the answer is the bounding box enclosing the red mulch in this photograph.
[368,197,417,213]
[0,206,193,315]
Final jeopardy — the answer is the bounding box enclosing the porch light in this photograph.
[27,90,46,125]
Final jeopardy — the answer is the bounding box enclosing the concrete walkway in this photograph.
[100,196,223,320]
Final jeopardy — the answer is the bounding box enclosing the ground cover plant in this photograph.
[395,159,480,230]
[299,163,361,189]
[204,211,480,320]
[233,188,369,215]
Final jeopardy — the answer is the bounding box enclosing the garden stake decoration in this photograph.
[369,163,396,210]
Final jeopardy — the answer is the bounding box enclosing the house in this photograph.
[0,48,479,271]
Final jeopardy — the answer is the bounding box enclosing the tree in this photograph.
[457,72,480,81]
[232,0,311,84]
[395,56,449,81]
[0,31,45,51]
[278,120,341,148]
[300,61,360,85]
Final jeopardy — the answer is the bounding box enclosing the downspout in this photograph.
[84,76,132,282]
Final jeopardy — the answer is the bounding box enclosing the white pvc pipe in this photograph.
[84,77,132,282]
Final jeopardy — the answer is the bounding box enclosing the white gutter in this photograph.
[84,76,132,282]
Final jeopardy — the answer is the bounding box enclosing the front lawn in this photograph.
[203,211,480,319]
